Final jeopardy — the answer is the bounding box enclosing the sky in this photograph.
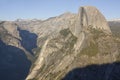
[0,0,120,20]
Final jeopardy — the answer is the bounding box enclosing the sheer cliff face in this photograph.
[26,6,120,80]
[82,6,110,31]
[74,6,111,37]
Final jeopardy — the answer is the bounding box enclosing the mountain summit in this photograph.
[73,6,111,37]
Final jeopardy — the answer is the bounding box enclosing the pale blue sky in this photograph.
[0,0,120,20]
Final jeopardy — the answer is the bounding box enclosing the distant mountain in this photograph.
[108,19,120,38]
[108,19,120,27]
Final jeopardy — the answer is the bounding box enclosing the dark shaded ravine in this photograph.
[17,27,38,55]
[0,40,31,80]
[62,62,120,80]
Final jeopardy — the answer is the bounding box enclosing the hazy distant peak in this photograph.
[81,6,96,8]
[16,19,42,22]
[108,18,120,21]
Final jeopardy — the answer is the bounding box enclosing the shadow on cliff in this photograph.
[62,61,120,80]
[17,27,38,55]
[0,40,31,80]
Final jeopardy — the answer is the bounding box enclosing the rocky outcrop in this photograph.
[26,6,120,80]
[0,21,21,47]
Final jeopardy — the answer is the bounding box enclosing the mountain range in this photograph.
[0,6,120,80]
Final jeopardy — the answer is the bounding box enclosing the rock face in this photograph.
[0,21,20,47]
[83,6,110,30]
[26,6,120,80]
[74,6,111,37]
